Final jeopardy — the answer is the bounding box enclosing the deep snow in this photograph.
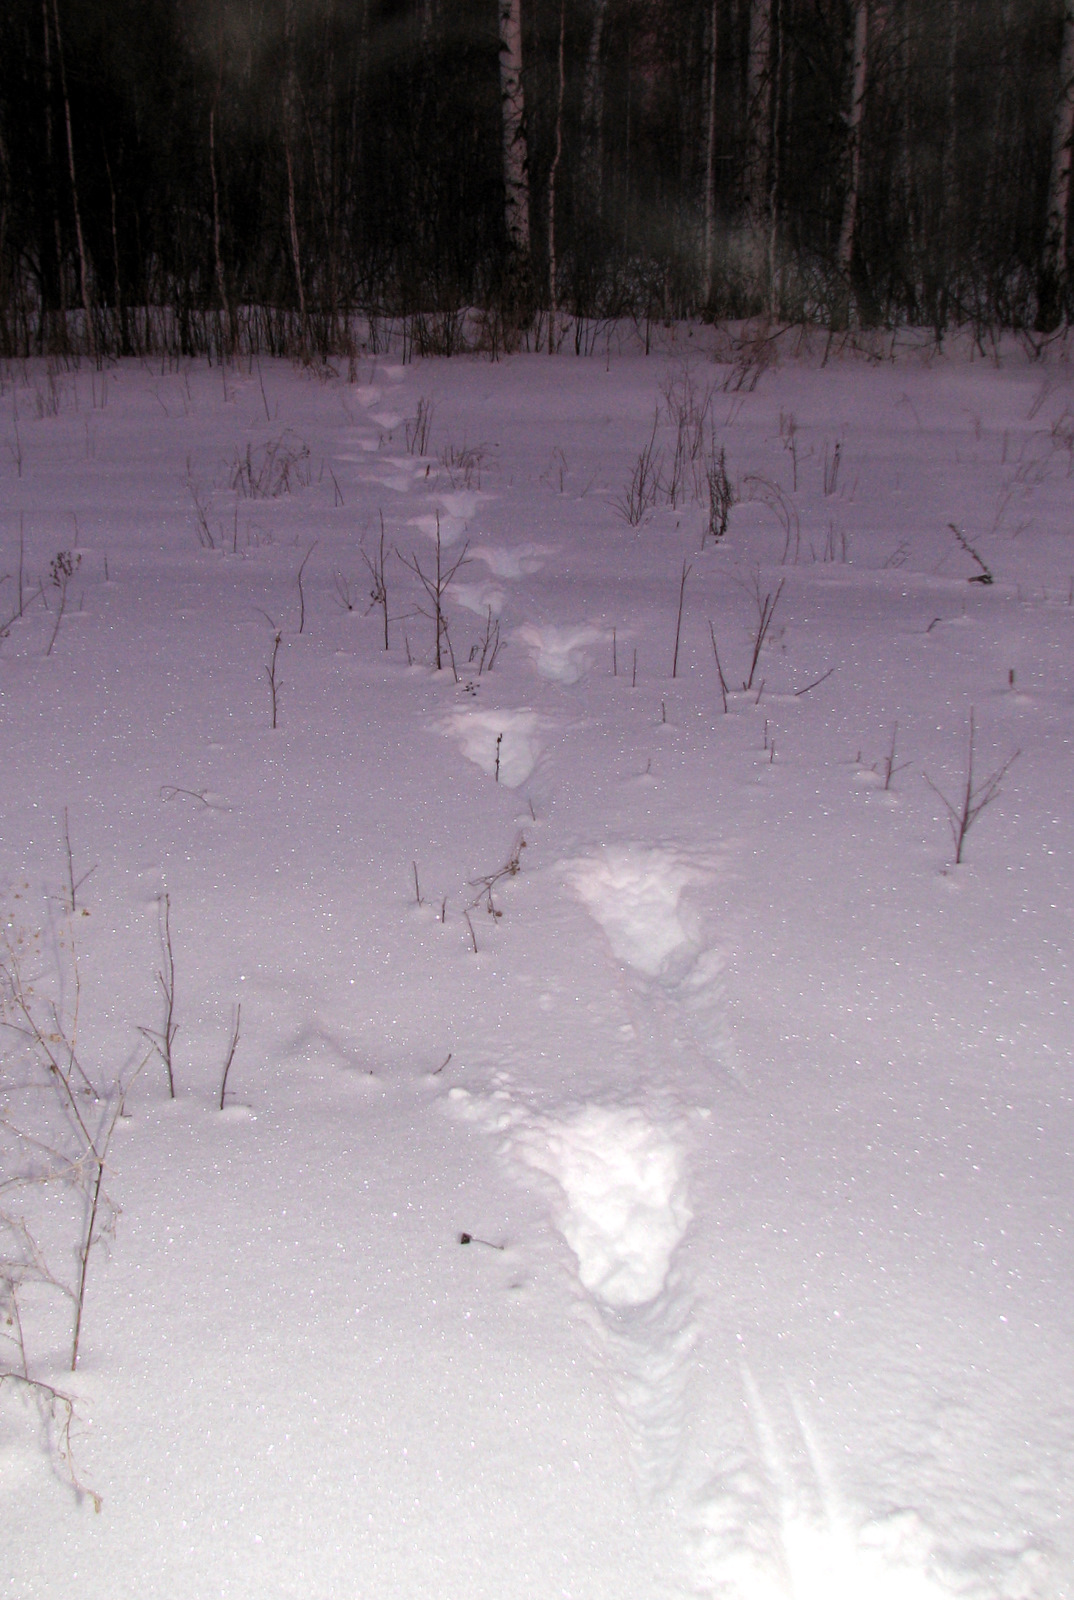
[1,329,1072,1599]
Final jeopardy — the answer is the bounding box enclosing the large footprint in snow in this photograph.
[514,623,606,684]
[468,543,552,579]
[511,1104,692,1307]
[452,1090,690,1308]
[437,707,543,788]
[563,845,712,981]
[409,489,487,546]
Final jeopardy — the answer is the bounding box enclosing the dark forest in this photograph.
[0,0,1069,358]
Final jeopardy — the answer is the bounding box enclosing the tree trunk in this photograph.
[1040,0,1074,330]
[547,0,565,345]
[744,0,772,303]
[497,0,532,316]
[580,0,608,220]
[702,0,718,305]
[765,0,783,317]
[836,0,869,322]
[209,99,234,354]
[49,0,94,356]
[283,0,306,322]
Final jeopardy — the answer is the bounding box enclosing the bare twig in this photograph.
[709,622,729,713]
[880,722,908,792]
[397,519,469,675]
[62,808,96,915]
[137,893,178,1097]
[360,515,391,650]
[793,666,836,697]
[671,559,692,679]
[0,1373,101,1510]
[948,522,994,585]
[924,710,1019,865]
[296,540,317,633]
[219,1005,241,1110]
[404,397,434,455]
[45,551,80,657]
[742,576,785,691]
[613,413,663,525]
[468,835,526,920]
[265,627,283,728]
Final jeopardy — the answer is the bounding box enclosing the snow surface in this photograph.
[1,334,1073,1598]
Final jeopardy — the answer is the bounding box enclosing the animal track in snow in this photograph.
[453,579,506,618]
[563,846,712,981]
[364,454,424,493]
[468,543,552,579]
[437,707,543,787]
[514,622,607,684]
[508,1104,692,1308]
[409,489,487,546]
[450,1083,699,1491]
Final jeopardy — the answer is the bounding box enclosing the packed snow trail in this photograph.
[1,340,1072,1599]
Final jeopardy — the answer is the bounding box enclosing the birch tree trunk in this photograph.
[836,0,869,322]
[498,0,531,260]
[1040,0,1074,329]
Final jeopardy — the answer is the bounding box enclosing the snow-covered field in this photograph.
[2,330,1072,1599]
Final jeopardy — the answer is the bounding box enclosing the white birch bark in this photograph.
[498,0,531,256]
[1041,0,1074,324]
[836,0,869,291]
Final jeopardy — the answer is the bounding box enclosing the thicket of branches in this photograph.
[0,0,1067,359]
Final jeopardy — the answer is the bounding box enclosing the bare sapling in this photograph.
[709,622,729,712]
[742,576,785,691]
[62,807,96,914]
[779,410,799,490]
[230,431,311,498]
[613,413,663,526]
[398,518,469,676]
[295,541,317,633]
[823,438,842,495]
[9,392,23,477]
[404,397,434,455]
[263,623,284,728]
[704,445,734,546]
[361,515,391,649]
[332,572,360,612]
[45,550,81,656]
[219,1005,241,1110]
[138,893,178,1096]
[469,607,501,673]
[925,710,1019,865]
[0,925,144,1391]
[880,722,907,791]
[671,560,692,678]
